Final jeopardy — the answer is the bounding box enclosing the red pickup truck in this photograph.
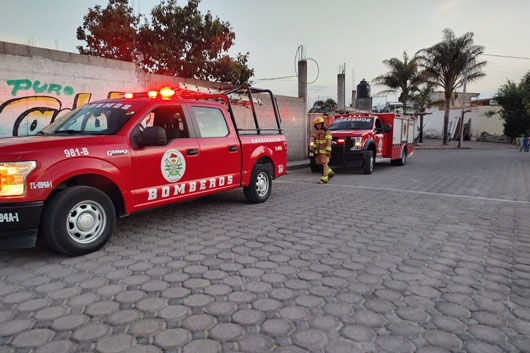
[0,86,287,255]
[310,112,415,174]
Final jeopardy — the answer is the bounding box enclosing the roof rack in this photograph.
[114,84,282,135]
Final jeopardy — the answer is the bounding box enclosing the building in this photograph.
[474,98,504,136]
[421,92,480,140]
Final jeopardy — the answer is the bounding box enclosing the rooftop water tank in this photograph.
[357,79,371,99]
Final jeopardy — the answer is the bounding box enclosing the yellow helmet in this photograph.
[314,116,324,124]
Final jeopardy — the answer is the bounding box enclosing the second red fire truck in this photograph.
[310,112,415,174]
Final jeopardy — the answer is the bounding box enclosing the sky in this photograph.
[0,0,529,108]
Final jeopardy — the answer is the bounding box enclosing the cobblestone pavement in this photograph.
[1,148,530,353]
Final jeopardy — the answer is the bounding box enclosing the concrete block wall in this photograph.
[0,41,307,160]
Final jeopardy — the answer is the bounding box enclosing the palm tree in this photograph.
[373,51,424,115]
[410,84,439,143]
[416,28,486,144]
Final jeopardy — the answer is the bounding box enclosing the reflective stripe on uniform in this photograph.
[319,150,328,154]
[321,176,328,181]
[325,134,332,140]
[325,147,332,151]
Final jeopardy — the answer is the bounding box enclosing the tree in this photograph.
[416,28,486,144]
[494,72,530,140]
[410,85,434,142]
[77,0,139,62]
[373,51,424,115]
[310,98,337,113]
[77,0,254,85]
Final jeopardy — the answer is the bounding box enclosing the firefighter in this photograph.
[312,116,334,184]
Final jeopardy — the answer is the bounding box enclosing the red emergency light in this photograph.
[160,87,176,98]
[337,138,345,144]
[124,93,134,99]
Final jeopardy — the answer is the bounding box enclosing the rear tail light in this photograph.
[337,138,345,144]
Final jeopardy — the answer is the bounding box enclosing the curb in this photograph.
[416,147,472,150]
[286,161,309,171]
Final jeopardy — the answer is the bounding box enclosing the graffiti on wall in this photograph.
[0,79,123,137]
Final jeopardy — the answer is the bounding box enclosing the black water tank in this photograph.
[357,79,371,99]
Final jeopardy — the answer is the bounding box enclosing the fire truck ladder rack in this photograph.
[223,86,282,135]
[177,84,282,135]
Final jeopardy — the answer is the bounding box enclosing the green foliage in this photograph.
[416,28,486,144]
[77,0,254,85]
[410,84,434,113]
[76,0,139,62]
[494,73,530,139]
[310,98,337,113]
[373,51,424,114]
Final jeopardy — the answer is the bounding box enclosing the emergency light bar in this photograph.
[118,83,262,107]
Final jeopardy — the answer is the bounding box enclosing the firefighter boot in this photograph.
[328,168,335,179]
[318,176,328,184]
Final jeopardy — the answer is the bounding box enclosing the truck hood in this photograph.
[0,135,105,156]
[330,129,372,137]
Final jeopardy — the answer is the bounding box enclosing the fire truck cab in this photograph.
[310,112,415,174]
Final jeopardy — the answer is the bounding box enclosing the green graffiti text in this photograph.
[7,79,75,97]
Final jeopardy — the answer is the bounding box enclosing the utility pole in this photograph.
[458,55,469,148]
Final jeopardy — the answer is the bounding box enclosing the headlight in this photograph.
[351,137,363,150]
[0,161,37,196]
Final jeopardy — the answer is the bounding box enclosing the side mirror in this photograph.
[383,124,392,133]
[140,126,167,147]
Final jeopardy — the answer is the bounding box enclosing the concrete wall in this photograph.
[422,106,479,140]
[477,106,504,136]
[0,41,307,160]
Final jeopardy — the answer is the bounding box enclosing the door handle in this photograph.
[228,145,238,152]
[186,148,199,156]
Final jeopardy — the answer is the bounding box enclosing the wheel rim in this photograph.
[256,171,269,197]
[66,201,107,244]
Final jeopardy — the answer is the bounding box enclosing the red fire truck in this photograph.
[0,86,287,255]
[310,112,415,174]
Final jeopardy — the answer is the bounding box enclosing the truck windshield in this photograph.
[328,118,373,130]
[40,104,137,136]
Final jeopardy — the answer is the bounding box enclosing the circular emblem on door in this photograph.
[161,149,186,182]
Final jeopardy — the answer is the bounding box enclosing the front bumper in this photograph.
[0,201,44,249]
[310,149,367,167]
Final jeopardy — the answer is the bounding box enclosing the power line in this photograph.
[253,75,296,82]
[482,53,530,60]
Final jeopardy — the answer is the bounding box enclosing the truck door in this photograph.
[374,118,386,157]
[130,104,201,208]
[189,105,241,188]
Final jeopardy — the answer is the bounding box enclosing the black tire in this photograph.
[363,150,374,174]
[391,147,407,166]
[310,164,322,173]
[41,186,116,256]
[244,164,272,203]
[310,157,321,173]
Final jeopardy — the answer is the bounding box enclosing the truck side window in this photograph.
[375,119,383,133]
[191,106,229,138]
[138,105,189,142]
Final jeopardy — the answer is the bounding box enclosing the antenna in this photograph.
[352,69,355,86]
